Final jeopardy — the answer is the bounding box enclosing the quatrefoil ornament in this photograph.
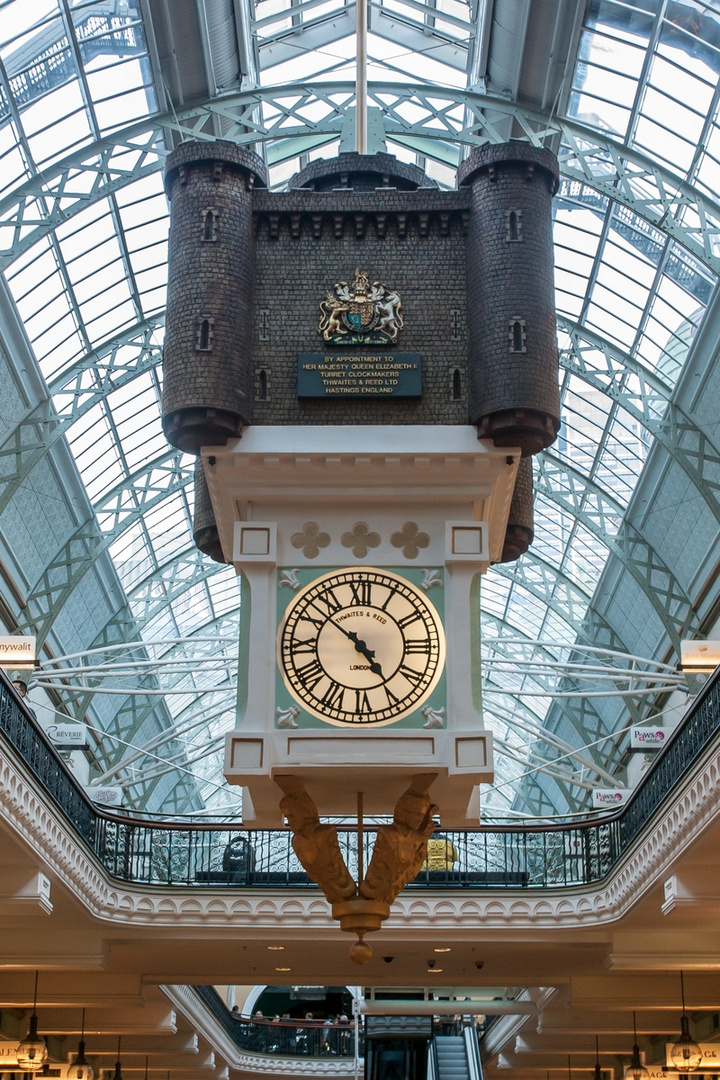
[341,521,381,559]
[291,521,330,559]
[391,521,430,559]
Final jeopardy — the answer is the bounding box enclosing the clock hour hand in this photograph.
[331,621,384,677]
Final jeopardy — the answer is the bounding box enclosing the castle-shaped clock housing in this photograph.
[161,146,561,825]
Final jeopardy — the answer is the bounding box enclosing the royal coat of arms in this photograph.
[319,269,404,345]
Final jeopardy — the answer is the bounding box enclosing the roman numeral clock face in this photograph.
[277,568,446,726]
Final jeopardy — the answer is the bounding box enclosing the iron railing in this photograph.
[1,667,719,891]
[195,985,362,1057]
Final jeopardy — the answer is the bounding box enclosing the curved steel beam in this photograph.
[535,453,700,649]
[1,88,719,271]
[557,317,720,522]
[16,449,193,646]
[0,317,164,518]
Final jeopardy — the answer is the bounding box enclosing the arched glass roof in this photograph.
[0,0,718,819]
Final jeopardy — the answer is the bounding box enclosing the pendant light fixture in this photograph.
[112,1037,124,1080]
[628,1012,649,1080]
[66,1009,94,1080]
[670,971,703,1072]
[16,971,48,1073]
[593,1035,602,1080]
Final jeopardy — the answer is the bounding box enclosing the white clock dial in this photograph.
[277,567,446,726]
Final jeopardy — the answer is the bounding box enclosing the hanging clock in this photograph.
[277,566,446,727]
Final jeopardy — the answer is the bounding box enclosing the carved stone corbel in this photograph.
[275,772,438,963]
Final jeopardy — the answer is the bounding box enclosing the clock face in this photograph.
[277,567,446,726]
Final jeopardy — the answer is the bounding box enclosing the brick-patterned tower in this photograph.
[162,143,560,568]
[498,456,534,562]
[459,141,560,457]
[192,459,227,564]
[162,141,266,454]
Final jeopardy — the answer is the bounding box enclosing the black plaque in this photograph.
[297,353,421,397]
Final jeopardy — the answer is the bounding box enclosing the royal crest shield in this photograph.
[319,269,404,345]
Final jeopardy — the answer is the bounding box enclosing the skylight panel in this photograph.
[93,83,154,133]
[83,294,136,344]
[530,506,575,568]
[113,400,161,449]
[70,435,123,503]
[119,423,169,477]
[10,244,62,311]
[566,523,610,581]
[366,33,466,86]
[500,585,546,638]
[260,34,355,82]
[584,298,639,351]
[23,287,74,343]
[32,319,85,380]
[590,278,647,336]
[0,1,61,52]
[55,196,115,253]
[141,608,176,641]
[633,114,699,174]
[543,610,581,646]
[480,575,512,619]
[0,124,31,197]
[26,106,93,168]
[207,571,241,615]
[567,88,631,137]
[693,125,720,199]
[110,522,154,585]
[70,256,127,307]
[648,50,714,111]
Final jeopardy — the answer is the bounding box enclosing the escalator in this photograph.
[431,1024,483,1080]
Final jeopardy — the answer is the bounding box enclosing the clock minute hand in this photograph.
[331,621,384,677]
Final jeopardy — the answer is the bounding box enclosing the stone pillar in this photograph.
[498,456,534,563]
[162,140,266,454]
[193,459,228,564]
[460,141,560,457]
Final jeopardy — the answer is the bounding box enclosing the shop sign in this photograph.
[592,788,629,809]
[629,726,667,751]
[44,722,89,748]
[0,635,35,668]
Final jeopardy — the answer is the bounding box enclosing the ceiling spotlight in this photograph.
[670,972,703,1072]
[427,959,435,969]
[16,972,48,1073]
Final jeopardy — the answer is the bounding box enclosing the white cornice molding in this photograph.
[2,734,720,930]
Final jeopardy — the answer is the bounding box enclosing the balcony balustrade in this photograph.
[1,669,718,892]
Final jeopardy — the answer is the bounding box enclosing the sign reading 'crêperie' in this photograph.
[297,352,421,397]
